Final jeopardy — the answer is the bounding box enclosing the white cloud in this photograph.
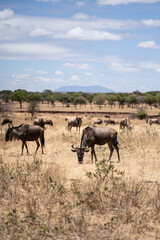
[0,12,141,44]
[63,62,91,69]
[30,28,52,37]
[11,73,30,79]
[63,63,75,68]
[72,12,90,20]
[0,42,72,60]
[55,70,63,75]
[137,41,160,49]
[37,70,48,74]
[139,62,160,72]
[0,9,14,21]
[33,76,52,83]
[63,27,122,41]
[70,75,80,81]
[11,73,30,84]
[36,0,61,2]
[97,0,160,5]
[76,1,85,7]
[141,19,160,27]
[84,72,93,76]
[106,57,139,72]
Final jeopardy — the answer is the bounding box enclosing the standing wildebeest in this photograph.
[33,118,53,128]
[120,118,131,129]
[71,126,120,164]
[5,124,45,155]
[2,118,12,126]
[93,119,103,125]
[67,117,82,132]
[149,118,160,126]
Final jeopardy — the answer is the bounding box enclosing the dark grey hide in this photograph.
[68,117,82,132]
[34,118,53,128]
[5,123,45,155]
[72,126,120,164]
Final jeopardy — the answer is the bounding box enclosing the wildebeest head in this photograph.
[2,118,13,126]
[5,127,13,141]
[71,144,89,164]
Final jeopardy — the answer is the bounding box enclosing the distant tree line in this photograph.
[0,89,160,115]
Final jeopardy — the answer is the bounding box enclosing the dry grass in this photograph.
[0,109,160,239]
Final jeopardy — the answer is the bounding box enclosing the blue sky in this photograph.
[0,0,160,92]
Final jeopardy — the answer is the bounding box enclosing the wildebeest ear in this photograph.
[71,149,77,152]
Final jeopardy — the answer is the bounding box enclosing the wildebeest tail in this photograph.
[113,132,119,148]
[114,138,119,148]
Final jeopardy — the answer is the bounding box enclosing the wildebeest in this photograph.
[120,118,131,129]
[71,126,120,164]
[33,118,53,128]
[2,118,12,126]
[149,118,160,126]
[104,119,115,125]
[5,124,45,155]
[93,119,103,125]
[67,117,83,132]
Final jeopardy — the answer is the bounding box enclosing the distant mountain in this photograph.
[53,85,115,93]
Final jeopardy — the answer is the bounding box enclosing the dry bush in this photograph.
[0,157,160,239]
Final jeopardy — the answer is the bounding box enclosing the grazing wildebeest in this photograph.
[71,126,120,164]
[67,117,83,132]
[104,119,115,125]
[104,115,110,119]
[5,124,45,155]
[120,118,131,129]
[33,118,53,128]
[93,119,103,125]
[149,118,160,126]
[2,118,12,126]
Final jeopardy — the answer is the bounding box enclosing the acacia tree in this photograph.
[27,92,43,116]
[55,94,71,107]
[93,94,106,109]
[106,94,117,109]
[126,94,139,108]
[156,93,160,108]
[86,94,94,109]
[74,96,87,108]
[9,89,28,109]
[49,95,55,108]
[144,95,156,109]
[116,93,126,109]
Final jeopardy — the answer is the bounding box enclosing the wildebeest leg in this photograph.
[40,134,45,154]
[35,140,40,154]
[24,142,29,155]
[114,144,120,162]
[91,145,97,163]
[21,141,25,155]
[108,143,114,162]
[21,141,28,155]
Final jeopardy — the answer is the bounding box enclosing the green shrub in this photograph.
[136,110,148,120]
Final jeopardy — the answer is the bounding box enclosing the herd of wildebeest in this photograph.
[1,114,160,164]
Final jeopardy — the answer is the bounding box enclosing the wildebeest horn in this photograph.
[71,144,79,149]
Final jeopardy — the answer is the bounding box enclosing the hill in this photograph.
[53,85,115,93]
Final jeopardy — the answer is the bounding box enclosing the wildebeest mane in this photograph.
[80,126,95,147]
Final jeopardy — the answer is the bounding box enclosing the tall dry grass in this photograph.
[0,112,160,239]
